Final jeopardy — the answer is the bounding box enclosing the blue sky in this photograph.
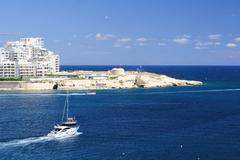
[0,0,240,65]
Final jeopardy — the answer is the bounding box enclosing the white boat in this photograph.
[85,92,96,95]
[48,92,79,138]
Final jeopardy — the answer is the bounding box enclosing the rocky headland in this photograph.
[0,68,202,91]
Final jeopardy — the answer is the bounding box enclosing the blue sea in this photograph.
[1,66,240,160]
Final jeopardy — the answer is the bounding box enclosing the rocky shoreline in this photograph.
[0,70,202,91]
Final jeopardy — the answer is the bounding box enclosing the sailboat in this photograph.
[47,92,79,138]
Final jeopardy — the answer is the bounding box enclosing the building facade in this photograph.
[0,38,60,78]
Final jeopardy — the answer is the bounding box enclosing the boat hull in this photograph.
[47,126,79,139]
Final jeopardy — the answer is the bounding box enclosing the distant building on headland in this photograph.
[0,38,59,78]
[110,68,125,76]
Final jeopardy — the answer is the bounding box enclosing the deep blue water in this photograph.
[1,66,240,160]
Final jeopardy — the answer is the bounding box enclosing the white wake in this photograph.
[0,132,82,149]
[0,136,51,149]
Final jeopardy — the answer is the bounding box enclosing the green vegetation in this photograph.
[109,76,118,80]
[0,77,22,81]
[70,76,83,80]
[45,74,59,78]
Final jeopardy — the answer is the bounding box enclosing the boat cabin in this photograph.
[61,117,77,126]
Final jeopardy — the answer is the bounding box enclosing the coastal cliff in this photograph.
[0,70,202,91]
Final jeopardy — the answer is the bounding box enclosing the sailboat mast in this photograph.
[61,91,69,122]
[61,95,67,122]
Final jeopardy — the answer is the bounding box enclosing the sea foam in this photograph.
[0,132,82,149]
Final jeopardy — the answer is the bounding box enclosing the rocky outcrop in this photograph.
[0,71,202,90]
[137,73,202,88]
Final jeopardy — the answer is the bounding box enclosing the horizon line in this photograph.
[60,64,240,67]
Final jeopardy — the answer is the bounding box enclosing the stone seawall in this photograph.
[0,81,54,90]
[0,82,20,89]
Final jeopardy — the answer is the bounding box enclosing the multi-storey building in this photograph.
[0,38,60,78]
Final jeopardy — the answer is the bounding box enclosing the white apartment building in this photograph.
[0,38,60,78]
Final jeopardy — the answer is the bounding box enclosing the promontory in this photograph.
[0,68,202,91]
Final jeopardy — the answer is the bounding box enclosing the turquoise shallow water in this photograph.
[1,66,240,160]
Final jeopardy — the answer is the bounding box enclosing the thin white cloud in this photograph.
[194,46,208,50]
[84,33,229,49]
[113,43,121,48]
[158,42,166,46]
[104,16,110,20]
[85,33,94,39]
[195,42,213,46]
[234,37,240,42]
[114,43,133,49]
[84,51,112,55]
[134,42,147,46]
[194,41,221,49]
[131,37,148,47]
[73,34,77,38]
[125,45,132,49]
[173,37,190,44]
[226,43,237,48]
[136,37,147,42]
[194,42,211,49]
[208,34,221,40]
[114,38,132,48]
[117,38,131,42]
[54,39,61,43]
[183,34,191,38]
[95,33,116,41]
[67,42,72,46]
